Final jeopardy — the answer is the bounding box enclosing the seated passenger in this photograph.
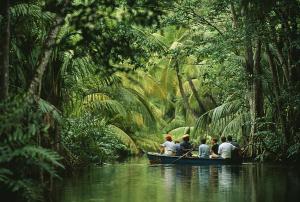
[174,140,181,156]
[218,136,235,159]
[227,135,241,160]
[160,134,176,156]
[180,134,193,157]
[210,138,219,158]
[227,135,239,147]
[198,138,210,158]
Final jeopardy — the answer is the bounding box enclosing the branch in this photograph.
[28,0,70,96]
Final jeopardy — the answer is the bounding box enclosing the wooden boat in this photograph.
[147,152,242,165]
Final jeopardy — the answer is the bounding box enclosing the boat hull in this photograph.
[147,152,241,165]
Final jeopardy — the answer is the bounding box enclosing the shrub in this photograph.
[62,115,129,166]
[0,95,63,202]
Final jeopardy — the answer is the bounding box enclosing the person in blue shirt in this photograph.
[199,138,210,158]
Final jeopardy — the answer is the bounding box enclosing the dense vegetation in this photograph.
[0,0,299,201]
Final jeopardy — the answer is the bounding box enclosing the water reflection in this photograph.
[153,165,244,202]
[52,159,300,202]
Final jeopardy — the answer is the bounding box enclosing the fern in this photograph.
[0,95,63,202]
[10,3,54,23]
[193,98,249,139]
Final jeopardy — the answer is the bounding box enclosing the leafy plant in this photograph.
[62,114,132,166]
[0,95,63,202]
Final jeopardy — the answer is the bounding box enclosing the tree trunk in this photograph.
[243,1,256,156]
[266,44,291,150]
[241,2,266,158]
[243,26,255,157]
[0,0,10,100]
[174,62,196,118]
[253,39,264,119]
[28,0,70,96]
[230,2,238,29]
[187,77,207,114]
[265,45,280,102]
[28,17,64,96]
[246,39,264,158]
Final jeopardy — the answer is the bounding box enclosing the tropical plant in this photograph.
[0,95,63,202]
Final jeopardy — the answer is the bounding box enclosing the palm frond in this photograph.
[83,98,128,117]
[193,99,246,138]
[168,126,194,140]
[107,124,139,154]
[124,88,157,128]
[10,146,63,168]
[222,112,249,136]
[10,3,54,23]
[38,98,62,123]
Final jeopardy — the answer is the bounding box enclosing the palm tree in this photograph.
[135,26,217,123]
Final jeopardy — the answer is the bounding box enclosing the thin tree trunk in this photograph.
[290,14,300,83]
[266,44,291,150]
[187,77,207,114]
[28,0,69,96]
[242,2,266,158]
[231,2,262,157]
[230,2,238,29]
[266,45,280,102]
[243,2,256,157]
[253,39,264,119]
[246,39,264,158]
[274,44,289,84]
[289,16,300,150]
[174,62,196,118]
[28,17,64,96]
[0,0,10,100]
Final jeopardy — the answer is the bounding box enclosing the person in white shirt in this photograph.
[160,134,176,156]
[218,136,236,159]
[199,138,210,158]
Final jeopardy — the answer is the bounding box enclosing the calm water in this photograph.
[52,157,300,202]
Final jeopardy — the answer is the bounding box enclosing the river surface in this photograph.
[52,157,300,202]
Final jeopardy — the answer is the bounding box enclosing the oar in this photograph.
[170,148,194,164]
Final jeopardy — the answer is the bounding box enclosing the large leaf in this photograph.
[107,125,139,154]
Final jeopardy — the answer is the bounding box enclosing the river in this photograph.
[52,157,300,202]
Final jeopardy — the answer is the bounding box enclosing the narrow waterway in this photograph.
[52,157,300,202]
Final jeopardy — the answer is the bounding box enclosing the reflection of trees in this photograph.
[55,163,300,202]
[209,165,219,192]
[175,165,194,201]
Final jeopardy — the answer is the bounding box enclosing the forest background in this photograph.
[0,0,299,201]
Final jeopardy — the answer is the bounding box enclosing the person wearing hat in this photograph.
[160,134,176,156]
[180,134,193,157]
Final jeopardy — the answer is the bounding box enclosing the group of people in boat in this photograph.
[160,134,240,160]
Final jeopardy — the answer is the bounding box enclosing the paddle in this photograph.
[171,148,194,164]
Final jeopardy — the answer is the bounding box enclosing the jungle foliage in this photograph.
[0,0,300,201]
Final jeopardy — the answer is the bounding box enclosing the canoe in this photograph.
[146,152,241,165]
